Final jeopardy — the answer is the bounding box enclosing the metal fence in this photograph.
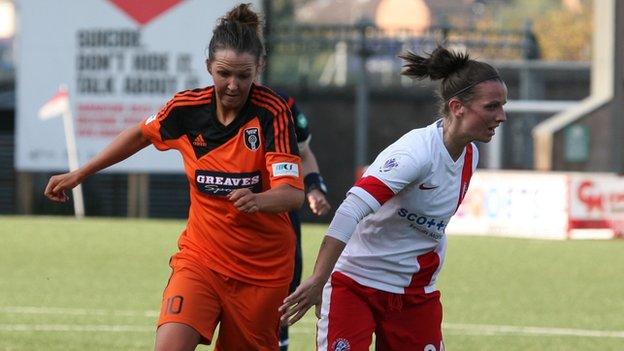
[0,133,14,213]
[265,22,539,88]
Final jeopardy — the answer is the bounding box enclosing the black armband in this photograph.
[304,172,328,195]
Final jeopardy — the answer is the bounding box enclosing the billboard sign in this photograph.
[16,0,258,172]
[446,171,569,239]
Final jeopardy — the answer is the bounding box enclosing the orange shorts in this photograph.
[158,252,290,350]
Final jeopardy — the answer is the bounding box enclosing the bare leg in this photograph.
[154,322,202,351]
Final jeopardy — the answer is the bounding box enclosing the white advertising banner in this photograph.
[16,0,258,172]
[446,171,570,239]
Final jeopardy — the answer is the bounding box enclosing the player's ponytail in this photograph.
[399,45,501,115]
[207,3,265,64]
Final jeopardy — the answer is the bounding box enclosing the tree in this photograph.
[472,0,592,61]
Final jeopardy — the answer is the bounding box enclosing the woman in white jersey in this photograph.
[279,46,507,351]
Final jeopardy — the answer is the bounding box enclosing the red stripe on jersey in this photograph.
[254,88,288,109]
[405,250,440,294]
[252,89,292,153]
[250,97,284,152]
[455,144,474,212]
[253,89,291,122]
[354,176,395,205]
[158,98,212,122]
[157,88,213,121]
[251,97,291,154]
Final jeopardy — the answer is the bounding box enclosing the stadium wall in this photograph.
[3,63,591,221]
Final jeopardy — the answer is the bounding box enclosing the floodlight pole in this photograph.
[611,0,623,174]
[354,19,372,175]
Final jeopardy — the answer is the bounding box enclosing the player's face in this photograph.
[461,80,508,143]
[208,49,260,111]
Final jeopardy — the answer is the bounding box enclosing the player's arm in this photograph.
[229,183,304,214]
[279,192,372,325]
[279,235,344,325]
[288,95,331,216]
[300,140,320,175]
[300,142,331,216]
[44,123,150,202]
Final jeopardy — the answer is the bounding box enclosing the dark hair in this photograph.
[399,46,501,115]
[207,3,265,64]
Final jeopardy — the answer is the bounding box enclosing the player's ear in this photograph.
[255,60,265,81]
[448,98,464,118]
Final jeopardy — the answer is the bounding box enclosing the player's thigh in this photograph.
[375,291,443,351]
[154,323,201,351]
[317,272,376,351]
[158,255,221,345]
[216,279,289,351]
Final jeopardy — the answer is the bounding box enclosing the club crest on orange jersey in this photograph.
[244,127,260,151]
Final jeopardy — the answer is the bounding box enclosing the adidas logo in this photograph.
[192,134,207,147]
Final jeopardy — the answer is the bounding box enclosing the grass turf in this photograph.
[0,216,623,350]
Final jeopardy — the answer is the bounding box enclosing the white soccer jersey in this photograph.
[335,119,478,294]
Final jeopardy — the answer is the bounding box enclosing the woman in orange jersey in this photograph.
[44,4,304,351]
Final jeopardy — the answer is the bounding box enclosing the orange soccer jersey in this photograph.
[141,84,303,287]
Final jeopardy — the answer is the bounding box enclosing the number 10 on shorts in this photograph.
[166,295,184,314]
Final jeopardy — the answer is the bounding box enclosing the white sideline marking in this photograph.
[1,306,623,338]
[443,323,624,338]
[0,324,153,332]
[0,306,158,317]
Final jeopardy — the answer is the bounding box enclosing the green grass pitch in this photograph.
[1,216,623,350]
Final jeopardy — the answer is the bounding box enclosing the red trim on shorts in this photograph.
[355,176,395,205]
[322,271,444,349]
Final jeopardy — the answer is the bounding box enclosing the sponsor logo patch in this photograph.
[244,127,260,151]
[397,208,445,239]
[195,170,262,196]
[272,162,299,177]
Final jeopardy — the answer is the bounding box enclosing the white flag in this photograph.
[39,87,69,120]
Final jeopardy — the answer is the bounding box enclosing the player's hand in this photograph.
[279,275,324,326]
[307,189,331,216]
[44,171,82,202]
[228,188,260,213]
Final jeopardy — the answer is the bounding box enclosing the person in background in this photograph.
[277,92,331,351]
[280,45,507,351]
[45,4,303,351]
